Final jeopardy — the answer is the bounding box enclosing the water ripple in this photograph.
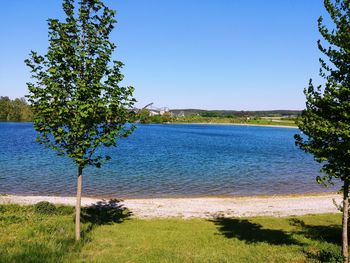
[0,122,335,197]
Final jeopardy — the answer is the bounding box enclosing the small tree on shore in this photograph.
[25,0,135,241]
[295,0,350,261]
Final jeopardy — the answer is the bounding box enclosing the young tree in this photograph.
[25,0,136,241]
[295,0,350,260]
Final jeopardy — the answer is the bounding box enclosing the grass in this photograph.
[0,203,344,263]
[0,204,79,263]
[170,116,297,127]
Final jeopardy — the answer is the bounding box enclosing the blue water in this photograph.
[0,122,334,198]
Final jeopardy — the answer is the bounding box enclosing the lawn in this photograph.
[170,116,297,127]
[0,202,343,263]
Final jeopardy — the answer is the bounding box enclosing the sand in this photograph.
[0,193,341,219]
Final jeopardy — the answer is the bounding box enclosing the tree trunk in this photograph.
[75,166,83,241]
[342,180,349,262]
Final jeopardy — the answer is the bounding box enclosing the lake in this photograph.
[0,122,335,198]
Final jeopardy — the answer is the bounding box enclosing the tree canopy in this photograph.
[295,0,350,186]
[0,96,32,121]
[25,0,136,169]
[294,0,350,260]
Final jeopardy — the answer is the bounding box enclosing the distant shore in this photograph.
[169,122,298,129]
[0,120,298,129]
[0,193,340,218]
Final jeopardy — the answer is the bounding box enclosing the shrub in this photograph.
[0,215,23,224]
[56,205,74,215]
[318,247,343,263]
[34,201,57,215]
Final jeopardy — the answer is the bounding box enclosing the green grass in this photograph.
[170,116,297,127]
[0,203,344,263]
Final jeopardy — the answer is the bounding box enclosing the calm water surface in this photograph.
[0,122,334,197]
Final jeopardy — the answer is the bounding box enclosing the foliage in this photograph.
[294,1,350,259]
[25,0,136,168]
[136,109,174,124]
[318,246,343,263]
[135,109,296,126]
[200,111,222,117]
[141,109,297,125]
[294,0,350,186]
[160,112,173,123]
[0,96,32,121]
[137,108,152,124]
[56,205,75,215]
[34,201,57,215]
[170,109,301,118]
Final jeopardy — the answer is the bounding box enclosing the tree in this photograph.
[16,98,33,121]
[137,108,151,124]
[294,0,350,261]
[25,0,136,241]
[0,97,33,121]
[161,112,173,123]
[12,98,33,121]
[0,96,11,120]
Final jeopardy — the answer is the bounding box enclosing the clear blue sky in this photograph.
[0,0,328,110]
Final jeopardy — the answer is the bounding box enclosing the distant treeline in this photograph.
[170,109,301,118]
[137,109,173,124]
[0,96,300,123]
[136,108,299,125]
[0,96,33,121]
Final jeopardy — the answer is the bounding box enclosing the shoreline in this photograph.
[0,191,336,200]
[160,122,298,129]
[0,193,341,218]
[1,121,298,129]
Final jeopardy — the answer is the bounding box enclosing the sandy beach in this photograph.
[0,193,341,219]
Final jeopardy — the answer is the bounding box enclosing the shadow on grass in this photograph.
[211,217,299,245]
[304,248,343,263]
[288,218,343,262]
[289,218,341,245]
[81,199,132,226]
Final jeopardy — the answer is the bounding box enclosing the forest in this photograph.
[0,96,32,121]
